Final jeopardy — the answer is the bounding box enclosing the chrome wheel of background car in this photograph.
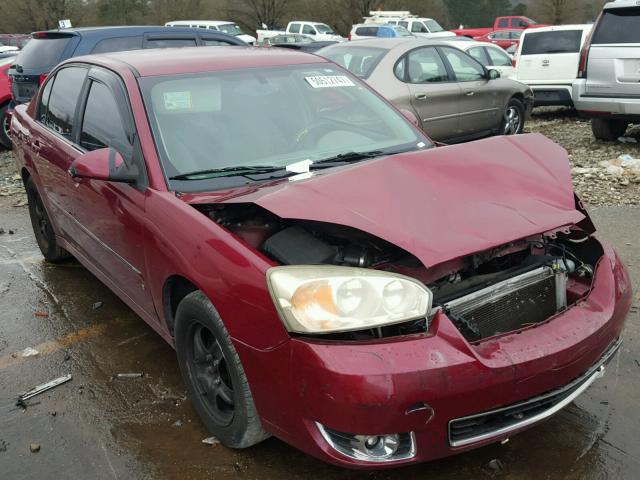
[186,322,235,426]
[503,106,522,135]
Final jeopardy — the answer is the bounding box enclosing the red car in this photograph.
[0,52,17,148]
[474,29,523,50]
[10,47,631,468]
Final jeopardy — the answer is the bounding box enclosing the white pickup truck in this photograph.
[256,21,344,44]
[363,11,455,38]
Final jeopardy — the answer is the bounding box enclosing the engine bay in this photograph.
[195,203,603,342]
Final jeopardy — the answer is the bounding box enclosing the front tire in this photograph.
[591,118,628,141]
[175,291,269,448]
[25,177,70,262]
[501,98,525,136]
[0,104,12,149]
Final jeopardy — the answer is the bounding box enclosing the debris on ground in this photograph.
[92,301,103,310]
[29,443,40,453]
[0,440,7,453]
[19,347,39,358]
[33,311,49,318]
[172,420,184,427]
[202,436,220,446]
[116,373,144,379]
[618,136,638,144]
[16,374,73,407]
[483,458,506,476]
[527,109,640,206]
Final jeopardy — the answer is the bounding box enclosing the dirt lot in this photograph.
[1,111,639,479]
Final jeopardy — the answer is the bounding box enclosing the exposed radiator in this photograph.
[444,266,567,341]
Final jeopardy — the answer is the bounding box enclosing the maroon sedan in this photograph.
[11,47,631,468]
[475,29,523,50]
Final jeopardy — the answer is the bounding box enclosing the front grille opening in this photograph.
[444,266,566,342]
[432,234,603,343]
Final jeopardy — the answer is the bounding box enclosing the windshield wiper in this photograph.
[169,165,287,181]
[310,150,385,168]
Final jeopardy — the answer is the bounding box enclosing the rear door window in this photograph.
[80,81,129,153]
[592,7,640,44]
[92,36,143,53]
[44,66,88,138]
[202,38,235,46]
[15,36,73,70]
[411,22,428,33]
[145,38,197,48]
[289,23,301,33]
[498,18,509,28]
[521,30,583,55]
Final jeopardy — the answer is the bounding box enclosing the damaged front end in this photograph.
[194,201,604,343]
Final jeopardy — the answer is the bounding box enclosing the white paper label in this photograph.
[163,91,192,111]
[305,75,355,89]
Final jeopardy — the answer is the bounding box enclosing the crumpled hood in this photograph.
[185,134,585,267]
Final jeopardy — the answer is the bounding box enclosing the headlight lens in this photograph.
[267,266,432,334]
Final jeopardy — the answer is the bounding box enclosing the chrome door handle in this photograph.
[465,90,475,96]
[414,93,427,100]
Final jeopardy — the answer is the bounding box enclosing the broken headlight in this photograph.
[267,266,432,334]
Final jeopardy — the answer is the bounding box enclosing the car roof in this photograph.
[520,24,592,34]
[34,25,214,38]
[323,37,444,50]
[604,0,639,10]
[77,46,328,76]
[167,20,234,25]
[441,39,502,50]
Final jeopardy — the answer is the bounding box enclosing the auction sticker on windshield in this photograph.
[305,76,355,88]
[163,91,192,110]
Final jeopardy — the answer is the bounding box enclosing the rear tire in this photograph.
[25,177,70,262]
[591,118,629,141]
[501,97,525,135]
[0,104,12,149]
[175,290,269,448]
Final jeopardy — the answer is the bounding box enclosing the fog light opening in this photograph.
[316,423,416,462]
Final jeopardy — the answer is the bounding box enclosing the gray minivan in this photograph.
[573,0,640,140]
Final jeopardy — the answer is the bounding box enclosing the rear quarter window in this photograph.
[92,36,143,54]
[15,36,73,70]
[145,38,197,48]
[521,30,583,55]
[592,7,640,44]
[355,27,377,37]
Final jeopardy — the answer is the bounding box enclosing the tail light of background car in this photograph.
[577,14,599,78]
[347,33,352,41]
[39,73,48,85]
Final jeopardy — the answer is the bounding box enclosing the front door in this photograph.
[69,68,154,314]
[439,46,502,137]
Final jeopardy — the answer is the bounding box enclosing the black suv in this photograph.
[8,26,246,105]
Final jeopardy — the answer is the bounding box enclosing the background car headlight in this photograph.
[267,266,432,334]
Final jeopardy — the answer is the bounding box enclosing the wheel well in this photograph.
[21,167,31,187]
[511,93,524,104]
[163,275,198,335]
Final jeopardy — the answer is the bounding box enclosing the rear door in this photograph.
[400,46,462,141]
[586,5,640,98]
[517,28,588,84]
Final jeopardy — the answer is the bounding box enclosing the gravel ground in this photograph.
[1,109,639,206]
[525,108,640,206]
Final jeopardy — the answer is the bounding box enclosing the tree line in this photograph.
[0,0,610,36]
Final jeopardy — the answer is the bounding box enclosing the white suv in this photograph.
[515,24,592,106]
[573,0,640,140]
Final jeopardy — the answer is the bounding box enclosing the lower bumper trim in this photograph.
[448,339,621,447]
